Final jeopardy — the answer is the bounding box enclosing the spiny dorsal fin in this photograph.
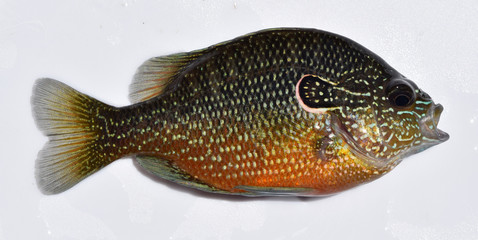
[129,30,299,103]
[129,51,204,103]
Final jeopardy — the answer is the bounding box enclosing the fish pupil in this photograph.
[387,81,415,108]
[394,94,411,107]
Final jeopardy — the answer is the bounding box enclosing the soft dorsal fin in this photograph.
[129,51,204,103]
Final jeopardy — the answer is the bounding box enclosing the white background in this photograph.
[1,0,478,239]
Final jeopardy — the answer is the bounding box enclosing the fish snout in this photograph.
[420,103,449,142]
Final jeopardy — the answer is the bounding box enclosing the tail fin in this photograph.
[32,78,116,194]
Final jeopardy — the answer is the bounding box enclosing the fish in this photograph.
[31,28,449,196]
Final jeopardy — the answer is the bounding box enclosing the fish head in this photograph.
[379,77,449,155]
[296,74,449,169]
[333,76,449,168]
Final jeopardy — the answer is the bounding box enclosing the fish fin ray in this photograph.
[130,51,206,103]
[32,78,115,194]
[136,155,229,194]
[234,185,316,196]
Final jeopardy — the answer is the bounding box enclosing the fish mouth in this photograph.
[420,104,449,143]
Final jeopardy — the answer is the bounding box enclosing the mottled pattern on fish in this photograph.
[32,28,448,196]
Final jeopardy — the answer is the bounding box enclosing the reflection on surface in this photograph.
[39,198,116,240]
[386,199,478,239]
[172,198,266,240]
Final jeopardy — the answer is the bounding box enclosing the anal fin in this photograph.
[234,185,317,196]
[137,156,318,197]
[136,155,229,194]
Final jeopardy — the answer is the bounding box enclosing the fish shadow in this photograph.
[131,157,330,202]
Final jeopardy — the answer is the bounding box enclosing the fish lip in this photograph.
[420,103,449,143]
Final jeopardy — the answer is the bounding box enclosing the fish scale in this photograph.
[32,28,448,196]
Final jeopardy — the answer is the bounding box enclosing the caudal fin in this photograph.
[32,78,116,194]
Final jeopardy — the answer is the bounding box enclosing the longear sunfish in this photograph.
[32,28,449,196]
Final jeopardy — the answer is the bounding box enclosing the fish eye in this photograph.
[393,93,412,107]
[387,81,416,108]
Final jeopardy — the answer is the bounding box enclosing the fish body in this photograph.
[32,28,448,196]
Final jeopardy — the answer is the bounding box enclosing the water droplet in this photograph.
[470,115,478,124]
[107,36,121,46]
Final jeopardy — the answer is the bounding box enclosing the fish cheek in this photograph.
[296,74,389,162]
[379,109,420,148]
[329,98,397,163]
